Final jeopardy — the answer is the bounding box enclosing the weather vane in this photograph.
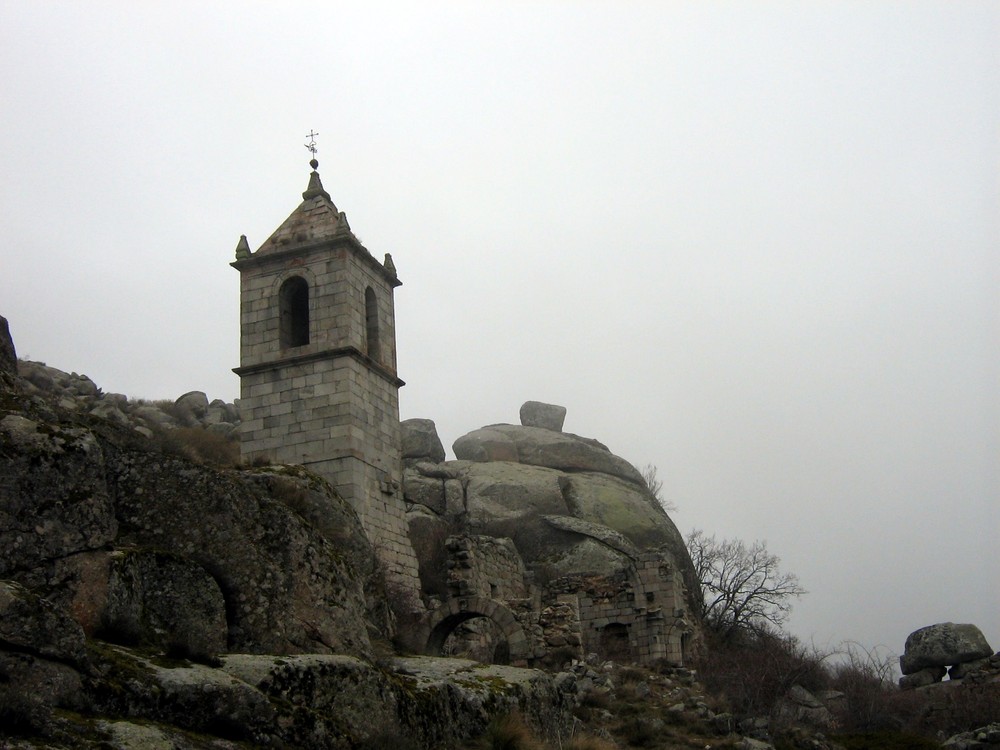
[305,130,319,169]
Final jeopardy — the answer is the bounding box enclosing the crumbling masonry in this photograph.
[430,535,693,667]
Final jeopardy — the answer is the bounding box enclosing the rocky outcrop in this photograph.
[0,620,577,750]
[15,359,241,440]
[405,415,699,616]
[106,449,378,657]
[454,423,645,486]
[0,580,88,668]
[2,426,379,657]
[941,722,1000,749]
[0,414,118,576]
[899,665,949,690]
[900,623,994,682]
[404,407,703,666]
[101,549,228,658]
[0,323,384,661]
[541,515,639,559]
[0,315,17,393]
[774,685,836,729]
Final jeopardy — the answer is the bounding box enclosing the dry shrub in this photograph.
[478,712,542,750]
[618,666,648,684]
[149,398,188,423]
[356,732,421,750]
[266,476,309,515]
[580,689,612,710]
[616,716,659,747]
[693,629,829,718]
[826,642,898,732]
[563,735,617,750]
[827,644,1000,738]
[160,426,239,467]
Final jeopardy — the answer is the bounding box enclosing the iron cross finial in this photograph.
[305,130,319,157]
[305,130,320,170]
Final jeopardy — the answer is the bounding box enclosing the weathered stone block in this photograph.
[899,666,947,689]
[402,418,446,464]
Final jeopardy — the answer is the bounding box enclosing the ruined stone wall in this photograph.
[436,535,692,667]
[543,552,692,666]
[446,535,529,601]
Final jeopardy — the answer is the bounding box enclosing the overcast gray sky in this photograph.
[2,2,997,662]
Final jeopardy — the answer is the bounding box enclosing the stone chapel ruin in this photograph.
[232,159,700,667]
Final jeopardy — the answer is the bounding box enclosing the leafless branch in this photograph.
[686,528,806,640]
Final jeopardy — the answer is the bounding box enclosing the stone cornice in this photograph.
[230,236,401,289]
[233,346,405,387]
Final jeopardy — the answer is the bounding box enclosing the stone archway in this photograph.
[423,596,531,664]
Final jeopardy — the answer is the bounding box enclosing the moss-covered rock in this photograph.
[0,415,117,577]
[106,448,377,658]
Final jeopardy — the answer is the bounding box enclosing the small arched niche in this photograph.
[279,276,309,348]
[364,286,380,359]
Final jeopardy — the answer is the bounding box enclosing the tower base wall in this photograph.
[239,355,420,594]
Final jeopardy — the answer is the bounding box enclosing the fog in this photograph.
[2,2,997,659]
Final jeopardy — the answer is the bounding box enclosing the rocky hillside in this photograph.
[0,316,582,748]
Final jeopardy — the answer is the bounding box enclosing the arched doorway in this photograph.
[441,616,510,664]
[423,596,531,665]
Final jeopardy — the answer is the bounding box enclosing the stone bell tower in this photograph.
[232,150,419,590]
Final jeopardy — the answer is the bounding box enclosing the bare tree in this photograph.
[641,463,677,513]
[686,529,805,640]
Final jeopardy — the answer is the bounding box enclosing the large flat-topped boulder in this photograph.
[453,424,645,486]
[520,401,567,431]
[900,622,993,675]
[404,416,701,615]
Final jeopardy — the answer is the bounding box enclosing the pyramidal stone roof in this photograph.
[233,165,400,287]
[254,169,356,255]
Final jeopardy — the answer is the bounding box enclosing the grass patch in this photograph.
[832,730,940,750]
